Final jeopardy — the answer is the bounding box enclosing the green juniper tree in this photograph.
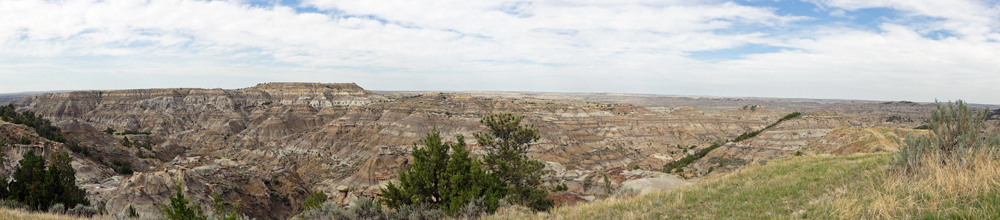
[381,129,506,216]
[6,150,89,211]
[474,113,553,211]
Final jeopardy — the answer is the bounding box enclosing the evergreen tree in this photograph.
[440,135,506,214]
[474,113,553,211]
[8,149,47,210]
[49,150,89,208]
[6,149,88,210]
[161,183,208,220]
[381,130,506,215]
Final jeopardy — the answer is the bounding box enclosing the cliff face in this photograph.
[2,83,937,219]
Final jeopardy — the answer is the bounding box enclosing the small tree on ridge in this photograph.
[474,113,553,211]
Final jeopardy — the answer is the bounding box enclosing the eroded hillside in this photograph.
[0,83,939,219]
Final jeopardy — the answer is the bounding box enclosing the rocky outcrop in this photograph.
[98,155,310,220]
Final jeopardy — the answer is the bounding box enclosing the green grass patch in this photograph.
[489,154,890,220]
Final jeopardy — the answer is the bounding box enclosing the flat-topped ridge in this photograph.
[249,82,366,91]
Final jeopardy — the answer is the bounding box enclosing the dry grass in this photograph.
[0,208,103,220]
[828,152,1000,219]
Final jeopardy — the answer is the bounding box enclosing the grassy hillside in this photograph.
[485,153,1000,219]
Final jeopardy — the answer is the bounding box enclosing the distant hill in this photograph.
[0,90,74,103]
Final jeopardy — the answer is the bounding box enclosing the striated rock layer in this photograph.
[1,83,940,219]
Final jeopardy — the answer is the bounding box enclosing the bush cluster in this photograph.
[121,136,154,150]
[116,129,152,135]
[884,115,912,123]
[0,104,66,143]
[106,159,134,175]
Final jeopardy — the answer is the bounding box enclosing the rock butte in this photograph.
[0,82,947,219]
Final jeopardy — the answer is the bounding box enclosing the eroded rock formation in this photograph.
[0,83,942,219]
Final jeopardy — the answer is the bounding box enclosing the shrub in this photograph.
[66,141,84,153]
[894,100,1000,173]
[552,183,568,192]
[388,203,444,220]
[349,197,384,220]
[128,204,139,218]
[104,127,116,135]
[453,197,490,219]
[300,200,353,220]
[18,136,30,145]
[107,159,134,175]
[302,191,327,211]
[49,203,65,215]
[66,204,99,217]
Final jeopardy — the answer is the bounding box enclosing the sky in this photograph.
[2,0,1000,104]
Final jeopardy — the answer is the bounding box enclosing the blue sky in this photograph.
[2,0,1000,104]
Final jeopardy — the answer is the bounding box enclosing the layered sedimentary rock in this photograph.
[1,83,940,219]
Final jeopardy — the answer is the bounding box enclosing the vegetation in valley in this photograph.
[663,112,802,174]
[0,104,66,143]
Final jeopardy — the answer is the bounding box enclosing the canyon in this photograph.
[0,83,951,219]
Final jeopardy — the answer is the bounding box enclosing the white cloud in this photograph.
[809,0,1000,38]
[0,0,999,104]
